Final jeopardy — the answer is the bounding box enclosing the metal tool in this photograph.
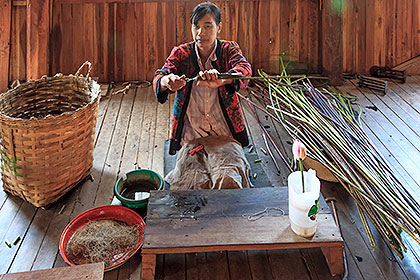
[189,144,207,157]
[184,72,245,83]
[369,66,406,83]
[189,144,204,155]
[357,75,388,95]
[343,73,357,80]
[325,197,340,233]
[184,72,328,84]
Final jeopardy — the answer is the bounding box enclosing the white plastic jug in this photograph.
[288,169,320,237]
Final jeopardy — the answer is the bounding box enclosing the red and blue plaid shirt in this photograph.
[153,39,252,155]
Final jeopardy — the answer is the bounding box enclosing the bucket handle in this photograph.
[75,61,92,78]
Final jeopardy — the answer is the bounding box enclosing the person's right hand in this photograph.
[161,74,186,92]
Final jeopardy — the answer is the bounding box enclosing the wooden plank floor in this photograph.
[0,78,420,279]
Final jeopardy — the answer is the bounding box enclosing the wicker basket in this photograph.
[303,156,339,183]
[0,61,100,207]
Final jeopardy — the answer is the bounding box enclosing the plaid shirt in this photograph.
[153,39,252,155]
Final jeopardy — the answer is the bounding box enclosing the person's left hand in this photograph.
[197,69,228,88]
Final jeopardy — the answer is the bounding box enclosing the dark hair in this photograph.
[190,2,221,26]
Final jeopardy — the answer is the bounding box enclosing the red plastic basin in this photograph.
[59,205,145,271]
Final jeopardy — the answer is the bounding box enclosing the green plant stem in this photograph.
[242,68,420,257]
[300,159,305,193]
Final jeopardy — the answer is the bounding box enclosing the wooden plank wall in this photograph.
[3,0,420,84]
[0,0,12,92]
[26,0,50,80]
[5,0,321,83]
[321,0,343,85]
[9,3,26,85]
[342,0,420,73]
[48,0,321,82]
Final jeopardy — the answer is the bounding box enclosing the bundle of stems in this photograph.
[240,69,420,259]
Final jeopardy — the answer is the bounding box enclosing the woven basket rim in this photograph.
[0,74,100,122]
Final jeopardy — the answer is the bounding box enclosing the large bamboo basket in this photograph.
[0,61,100,207]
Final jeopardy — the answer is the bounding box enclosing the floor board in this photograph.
[0,202,37,273]
[338,81,420,201]
[0,79,419,279]
[94,86,136,206]
[119,86,148,176]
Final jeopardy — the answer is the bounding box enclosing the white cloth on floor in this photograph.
[165,136,251,190]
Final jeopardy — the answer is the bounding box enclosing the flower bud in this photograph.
[292,139,307,160]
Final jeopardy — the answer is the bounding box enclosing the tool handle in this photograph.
[184,72,244,83]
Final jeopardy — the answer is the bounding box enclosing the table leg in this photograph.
[141,253,156,280]
[321,245,345,276]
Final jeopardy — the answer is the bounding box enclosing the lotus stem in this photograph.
[240,66,420,258]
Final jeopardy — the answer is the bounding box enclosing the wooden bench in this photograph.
[141,187,344,279]
[0,262,104,280]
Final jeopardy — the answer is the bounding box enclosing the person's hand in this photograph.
[161,74,186,92]
[197,69,230,88]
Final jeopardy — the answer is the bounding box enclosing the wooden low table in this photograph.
[141,187,344,279]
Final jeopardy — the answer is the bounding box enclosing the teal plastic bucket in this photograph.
[114,169,163,209]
